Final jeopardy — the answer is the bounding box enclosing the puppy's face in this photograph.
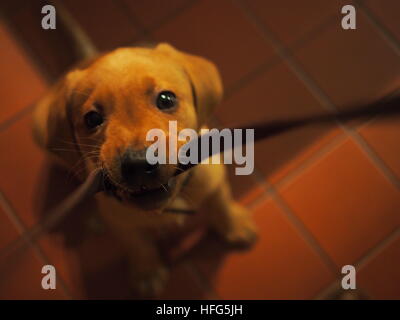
[34,44,222,212]
[73,48,198,210]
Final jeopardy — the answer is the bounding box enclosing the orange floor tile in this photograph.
[210,199,335,299]
[153,0,275,89]
[280,138,400,267]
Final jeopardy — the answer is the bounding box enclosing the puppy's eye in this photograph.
[156,91,177,110]
[84,111,104,129]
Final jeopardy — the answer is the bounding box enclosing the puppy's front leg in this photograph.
[204,178,258,249]
[127,234,168,297]
[185,164,258,249]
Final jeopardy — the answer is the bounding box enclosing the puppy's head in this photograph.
[33,44,222,211]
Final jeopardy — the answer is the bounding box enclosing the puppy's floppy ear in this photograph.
[156,43,223,125]
[33,70,84,168]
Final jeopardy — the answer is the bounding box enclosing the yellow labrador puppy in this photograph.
[33,43,257,297]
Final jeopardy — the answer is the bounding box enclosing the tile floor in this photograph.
[0,0,399,299]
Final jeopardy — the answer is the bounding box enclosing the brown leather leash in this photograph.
[2,89,399,260]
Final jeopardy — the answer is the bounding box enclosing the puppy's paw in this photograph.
[131,266,169,298]
[218,204,258,250]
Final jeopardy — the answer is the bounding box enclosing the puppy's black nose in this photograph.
[120,148,160,188]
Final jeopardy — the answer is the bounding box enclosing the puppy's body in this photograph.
[33,44,256,296]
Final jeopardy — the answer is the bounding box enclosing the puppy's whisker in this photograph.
[103,172,132,195]
[80,137,103,142]
[84,151,101,157]
[67,152,100,179]
[52,138,102,150]
[76,144,102,150]
[100,163,125,191]
[69,159,100,179]
[50,148,97,153]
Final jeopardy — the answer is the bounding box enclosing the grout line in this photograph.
[145,0,199,36]
[0,190,73,299]
[356,0,400,57]
[275,132,348,190]
[0,103,35,133]
[239,166,274,209]
[354,227,399,271]
[50,0,98,60]
[244,185,272,211]
[224,55,281,100]
[225,0,340,101]
[313,279,372,300]
[113,0,153,41]
[123,0,199,47]
[313,281,338,300]
[347,130,400,188]
[270,189,340,274]
[0,190,27,237]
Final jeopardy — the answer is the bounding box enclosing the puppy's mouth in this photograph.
[102,174,177,209]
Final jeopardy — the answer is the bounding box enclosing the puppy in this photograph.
[32,43,257,297]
